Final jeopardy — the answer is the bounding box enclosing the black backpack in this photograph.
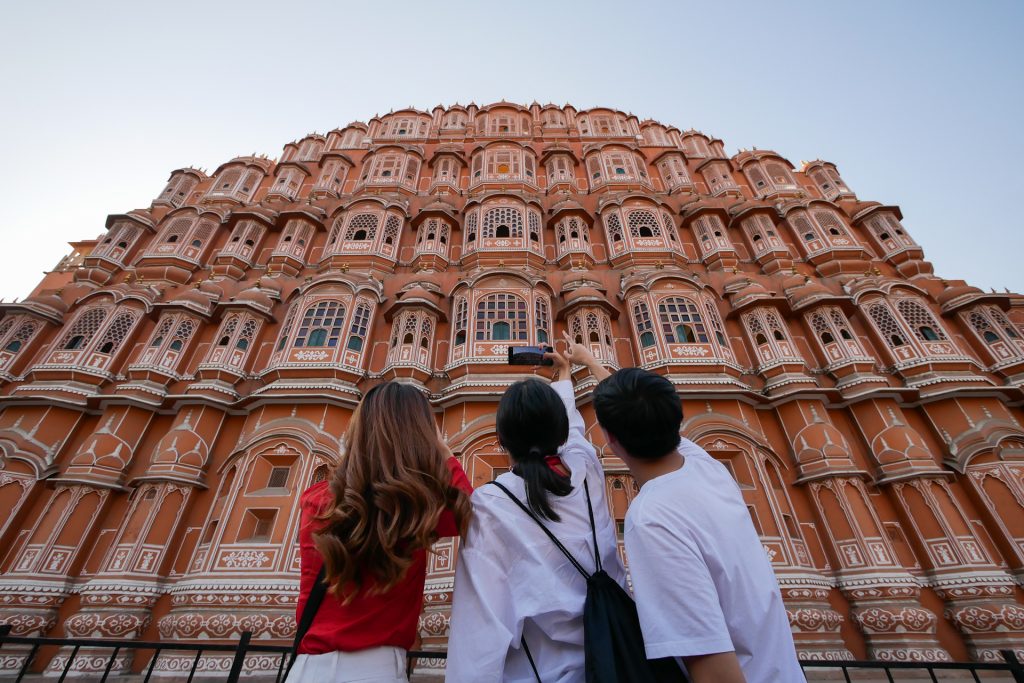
[490,478,689,683]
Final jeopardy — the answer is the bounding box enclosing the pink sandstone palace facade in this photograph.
[0,101,1023,677]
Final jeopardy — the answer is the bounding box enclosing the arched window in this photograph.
[657,297,708,343]
[204,314,260,369]
[346,303,371,352]
[0,317,39,367]
[867,302,907,349]
[57,307,107,352]
[345,214,379,242]
[475,293,528,342]
[632,301,655,348]
[965,306,1023,354]
[626,209,661,239]
[743,307,798,366]
[453,297,468,346]
[895,299,948,342]
[535,297,550,344]
[294,301,346,348]
[481,206,524,239]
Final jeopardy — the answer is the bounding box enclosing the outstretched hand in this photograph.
[543,347,571,381]
[561,331,599,367]
[560,331,612,382]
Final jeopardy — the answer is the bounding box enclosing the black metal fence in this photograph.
[1,625,1023,682]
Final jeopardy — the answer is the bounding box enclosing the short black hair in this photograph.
[592,368,682,460]
[496,379,571,521]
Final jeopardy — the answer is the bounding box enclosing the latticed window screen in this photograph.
[1,317,38,354]
[475,293,528,341]
[150,316,176,347]
[453,297,468,344]
[895,299,947,341]
[535,298,550,343]
[570,314,585,343]
[747,166,769,190]
[743,308,792,360]
[661,212,680,243]
[169,318,196,351]
[383,215,402,245]
[161,218,192,245]
[766,162,794,186]
[984,306,1022,340]
[482,207,524,238]
[626,209,661,238]
[657,297,708,343]
[528,211,541,242]
[95,223,140,259]
[420,317,433,349]
[57,307,105,350]
[295,302,345,348]
[632,301,655,347]
[814,210,849,237]
[809,307,859,352]
[868,302,908,348]
[465,213,478,242]
[237,318,259,350]
[703,300,729,348]
[214,169,241,193]
[344,214,380,241]
[604,212,624,243]
[95,311,138,354]
[0,318,16,341]
[792,214,818,242]
[217,316,240,346]
[347,303,372,351]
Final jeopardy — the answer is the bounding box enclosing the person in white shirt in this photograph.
[591,368,804,683]
[447,342,625,682]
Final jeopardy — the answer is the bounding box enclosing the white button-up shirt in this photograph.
[447,380,627,683]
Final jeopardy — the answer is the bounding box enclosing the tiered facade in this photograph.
[1,102,1023,677]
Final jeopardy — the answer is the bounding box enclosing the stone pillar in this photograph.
[43,407,214,677]
[776,399,950,660]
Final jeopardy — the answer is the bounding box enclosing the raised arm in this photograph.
[561,331,612,382]
[543,341,603,472]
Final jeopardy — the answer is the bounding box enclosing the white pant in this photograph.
[286,646,408,683]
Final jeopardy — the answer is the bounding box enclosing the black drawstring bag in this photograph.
[490,479,689,683]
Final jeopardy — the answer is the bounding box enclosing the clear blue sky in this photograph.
[0,0,1021,299]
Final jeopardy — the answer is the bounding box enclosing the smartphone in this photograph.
[507,345,554,366]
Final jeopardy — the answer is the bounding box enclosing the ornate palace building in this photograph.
[1,102,1023,678]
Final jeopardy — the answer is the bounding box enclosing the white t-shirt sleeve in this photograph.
[550,379,601,474]
[447,507,518,682]
[625,516,735,659]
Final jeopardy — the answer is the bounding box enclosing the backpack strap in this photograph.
[488,480,590,579]
[284,564,327,680]
[582,479,602,573]
[520,635,541,683]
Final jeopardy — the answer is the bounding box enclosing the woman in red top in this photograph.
[289,382,473,683]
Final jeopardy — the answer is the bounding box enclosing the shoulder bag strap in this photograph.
[582,479,602,573]
[283,564,327,680]
[488,480,589,578]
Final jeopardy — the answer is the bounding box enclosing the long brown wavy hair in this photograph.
[314,382,471,602]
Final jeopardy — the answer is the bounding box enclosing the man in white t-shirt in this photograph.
[588,365,804,683]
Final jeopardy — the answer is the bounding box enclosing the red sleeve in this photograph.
[435,456,473,538]
[295,482,330,634]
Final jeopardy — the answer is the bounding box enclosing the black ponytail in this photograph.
[496,379,572,521]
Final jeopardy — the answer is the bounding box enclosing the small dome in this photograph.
[235,283,275,312]
[563,287,607,306]
[23,291,68,316]
[936,282,983,307]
